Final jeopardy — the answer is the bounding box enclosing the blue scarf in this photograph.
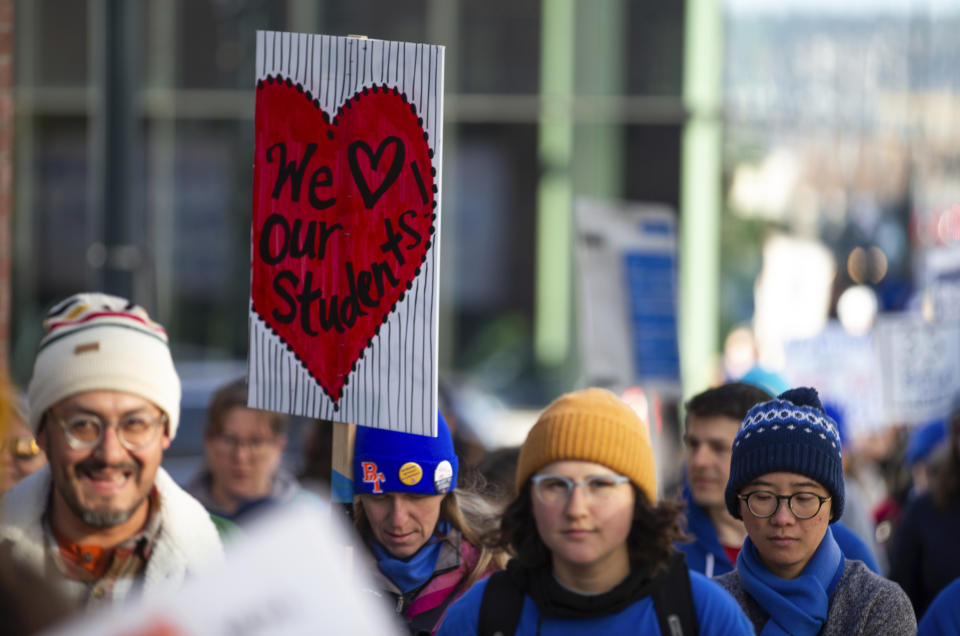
[371,521,450,594]
[737,526,845,636]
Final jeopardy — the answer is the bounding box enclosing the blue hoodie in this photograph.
[678,482,880,577]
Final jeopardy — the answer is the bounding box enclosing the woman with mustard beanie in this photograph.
[438,388,753,635]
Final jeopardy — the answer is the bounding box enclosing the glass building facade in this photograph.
[12,0,685,405]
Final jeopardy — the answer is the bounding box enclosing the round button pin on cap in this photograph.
[399,461,423,486]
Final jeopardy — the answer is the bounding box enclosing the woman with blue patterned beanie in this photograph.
[715,387,915,635]
[353,412,504,635]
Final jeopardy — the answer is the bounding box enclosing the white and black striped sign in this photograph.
[248,31,443,436]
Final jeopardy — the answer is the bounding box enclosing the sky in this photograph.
[726,0,960,16]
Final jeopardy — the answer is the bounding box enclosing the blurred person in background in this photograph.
[353,413,504,635]
[0,376,46,495]
[439,388,753,635]
[866,424,913,565]
[0,371,70,635]
[296,417,334,498]
[679,381,772,578]
[473,446,521,507]
[438,378,493,479]
[186,377,321,524]
[716,387,914,635]
[903,418,947,498]
[890,408,960,618]
[739,365,790,397]
[917,575,960,636]
[0,293,224,609]
[823,402,885,573]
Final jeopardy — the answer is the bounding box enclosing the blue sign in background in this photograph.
[623,251,680,382]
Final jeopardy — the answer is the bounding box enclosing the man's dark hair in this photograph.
[499,482,685,576]
[684,382,772,423]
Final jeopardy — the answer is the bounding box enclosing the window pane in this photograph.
[35,0,88,86]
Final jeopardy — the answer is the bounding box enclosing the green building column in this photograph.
[535,0,625,369]
[680,0,724,397]
[535,0,576,367]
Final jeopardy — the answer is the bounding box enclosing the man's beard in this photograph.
[62,457,148,528]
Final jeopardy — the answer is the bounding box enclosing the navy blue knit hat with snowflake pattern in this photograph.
[725,387,844,521]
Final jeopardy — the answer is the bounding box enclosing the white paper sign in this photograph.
[43,504,401,636]
[783,322,885,435]
[875,313,960,423]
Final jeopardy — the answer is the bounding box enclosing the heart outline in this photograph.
[348,137,405,209]
[250,76,437,408]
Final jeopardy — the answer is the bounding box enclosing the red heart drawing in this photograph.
[251,77,436,405]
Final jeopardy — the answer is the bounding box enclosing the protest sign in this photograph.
[44,503,401,636]
[574,198,681,396]
[875,313,960,423]
[248,32,444,436]
[753,234,834,369]
[922,245,960,321]
[783,322,885,435]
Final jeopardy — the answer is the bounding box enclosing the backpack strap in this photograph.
[478,554,698,636]
[478,570,525,636]
[409,572,470,636]
[651,552,699,636]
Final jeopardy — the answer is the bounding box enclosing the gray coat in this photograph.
[715,559,916,636]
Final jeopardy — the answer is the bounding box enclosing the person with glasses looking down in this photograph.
[680,382,880,579]
[0,293,225,610]
[715,387,914,635]
[438,388,753,636]
[352,412,506,635]
[185,377,322,525]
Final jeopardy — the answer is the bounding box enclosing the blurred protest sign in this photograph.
[754,234,835,370]
[784,322,885,436]
[248,31,444,437]
[44,503,400,636]
[875,313,960,423]
[574,198,680,397]
[921,244,960,321]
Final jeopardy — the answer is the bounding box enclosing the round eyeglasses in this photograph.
[53,412,167,451]
[530,474,630,506]
[211,433,276,456]
[738,490,831,520]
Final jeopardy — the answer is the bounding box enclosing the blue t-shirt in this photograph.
[437,569,754,635]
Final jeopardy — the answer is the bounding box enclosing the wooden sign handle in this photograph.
[330,421,356,504]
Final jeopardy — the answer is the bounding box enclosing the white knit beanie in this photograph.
[27,292,182,439]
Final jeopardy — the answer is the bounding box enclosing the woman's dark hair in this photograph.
[499,481,686,576]
[933,411,960,510]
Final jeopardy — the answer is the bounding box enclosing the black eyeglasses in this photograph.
[738,490,831,520]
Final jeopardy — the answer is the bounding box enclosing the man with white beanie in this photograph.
[0,292,225,609]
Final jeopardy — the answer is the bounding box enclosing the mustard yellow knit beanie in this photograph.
[515,387,657,504]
